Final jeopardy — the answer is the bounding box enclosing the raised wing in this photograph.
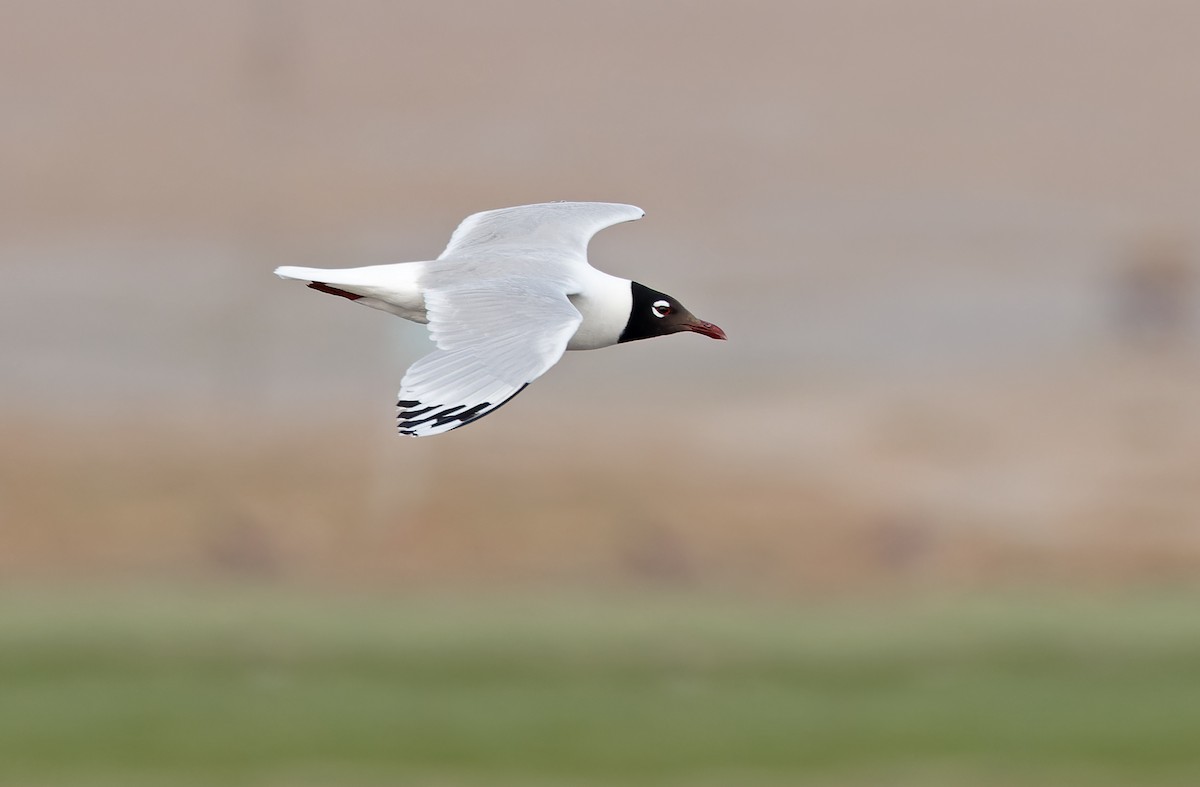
[438,202,644,262]
[395,281,583,436]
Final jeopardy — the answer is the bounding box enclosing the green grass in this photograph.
[1,587,1199,786]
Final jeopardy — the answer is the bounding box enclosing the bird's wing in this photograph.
[438,202,644,261]
[395,280,583,437]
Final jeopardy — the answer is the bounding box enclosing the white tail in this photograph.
[274,263,429,323]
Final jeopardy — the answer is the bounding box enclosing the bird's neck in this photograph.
[565,271,633,351]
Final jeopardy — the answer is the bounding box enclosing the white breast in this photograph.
[566,270,632,351]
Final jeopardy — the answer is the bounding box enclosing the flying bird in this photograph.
[276,201,725,436]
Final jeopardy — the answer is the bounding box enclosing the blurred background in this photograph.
[2,1,1199,785]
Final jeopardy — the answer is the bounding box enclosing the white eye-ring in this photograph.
[652,300,672,317]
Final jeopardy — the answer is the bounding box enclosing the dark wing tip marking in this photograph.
[397,404,437,419]
[395,384,531,437]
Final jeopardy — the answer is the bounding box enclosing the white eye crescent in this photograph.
[652,300,672,317]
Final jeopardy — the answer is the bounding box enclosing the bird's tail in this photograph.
[274,263,428,321]
[275,265,366,301]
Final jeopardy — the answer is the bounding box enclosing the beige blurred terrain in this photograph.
[3,0,1199,591]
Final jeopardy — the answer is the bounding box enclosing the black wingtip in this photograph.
[394,384,532,437]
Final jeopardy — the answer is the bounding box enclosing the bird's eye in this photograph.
[652,300,672,317]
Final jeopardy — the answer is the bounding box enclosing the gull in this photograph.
[276,201,725,436]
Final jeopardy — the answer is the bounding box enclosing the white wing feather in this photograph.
[438,202,644,261]
[395,281,583,437]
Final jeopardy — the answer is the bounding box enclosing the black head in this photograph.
[618,281,727,343]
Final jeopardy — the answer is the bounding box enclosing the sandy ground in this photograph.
[5,352,1199,590]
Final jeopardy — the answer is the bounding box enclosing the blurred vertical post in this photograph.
[1110,234,1196,353]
